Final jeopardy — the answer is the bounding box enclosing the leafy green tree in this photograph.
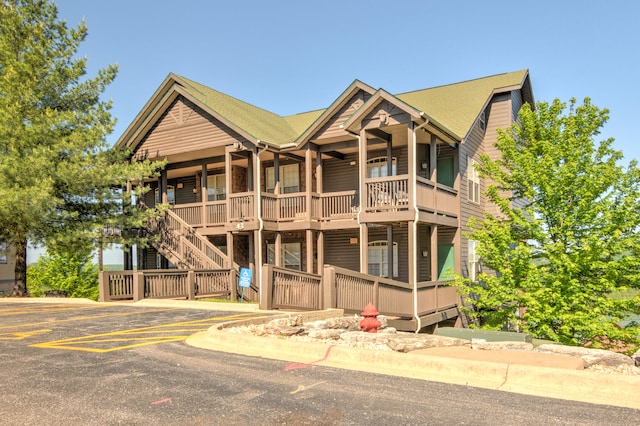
[27,241,99,300]
[0,0,161,295]
[458,98,640,349]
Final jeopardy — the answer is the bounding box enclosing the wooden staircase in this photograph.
[146,209,230,270]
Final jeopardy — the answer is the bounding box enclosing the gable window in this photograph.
[468,157,480,204]
[207,174,226,201]
[266,164,299,193]
[368,241,398,278]
[155,185,175,205]
[367,157,397,178]
[468,240,479,281]
[478,110,486,132]
[267,242,301,270]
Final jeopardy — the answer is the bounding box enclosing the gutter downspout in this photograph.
[255,141,269,301]
[412,116,430,332]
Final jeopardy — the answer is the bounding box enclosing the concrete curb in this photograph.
[187,321,640,410]
[0,297,259,312]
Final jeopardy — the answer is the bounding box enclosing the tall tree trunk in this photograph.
[11,238,28,296]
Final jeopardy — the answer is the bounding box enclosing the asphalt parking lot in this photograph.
[2,300,639,425]
[0,301,270,353]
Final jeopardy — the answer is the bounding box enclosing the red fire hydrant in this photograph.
[360,303,381,333]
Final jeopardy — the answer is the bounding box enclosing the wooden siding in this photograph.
[174,176,197,205]
[311,91,370,141]
[322,154,359,193]
[134,96,250,160]
[458,92,515,278]
[324,230,360,272]
[362,100,411,129]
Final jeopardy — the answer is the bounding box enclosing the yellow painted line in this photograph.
[0,308,179,330]
[0,305,107,316]
[30,313,272,353]
[0,329,52,341]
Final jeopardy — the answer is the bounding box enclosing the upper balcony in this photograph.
[167,174,457,233]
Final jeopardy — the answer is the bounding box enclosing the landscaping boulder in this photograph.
[534,344,634,368]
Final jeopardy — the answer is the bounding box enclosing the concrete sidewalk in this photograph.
[186,310,640,411]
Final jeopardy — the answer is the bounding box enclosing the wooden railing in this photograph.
[314,190,358,220]
[260,264,322,310]
[365,175,410,212]
[147,209,229,269]
[261,192,307,222]
[260,263,459,329]
[98,269,257,302]
[229,192,254,222]
[416,176,458,216]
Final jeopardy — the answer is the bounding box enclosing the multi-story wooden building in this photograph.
[109,70,533,328]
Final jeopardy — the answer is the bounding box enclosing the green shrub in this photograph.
[27,250,99,300]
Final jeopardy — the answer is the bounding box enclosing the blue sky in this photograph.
[53,0,639,163]
[35,0,637,264]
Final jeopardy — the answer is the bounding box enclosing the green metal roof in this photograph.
[174,74,305,144]
[396,69,529,140]
[170,70,529,146]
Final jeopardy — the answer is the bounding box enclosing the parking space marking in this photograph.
[0,304,108,316]
[0,308,179,331]
[30,313,270,353]
[0,329,52,341]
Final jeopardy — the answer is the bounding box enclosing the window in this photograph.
[266,164,299,193]
[207,174,226,201]
[468,240,479,281]
[478,110,486,132]
[155,185,175,205]
[0,242,6,264]
[267,242,301,270]
[367,157,396,178]
[436,157,454,188]
[468,157,480,203]
[368,241,398,278]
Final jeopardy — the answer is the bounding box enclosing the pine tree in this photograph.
[0,0,161,295]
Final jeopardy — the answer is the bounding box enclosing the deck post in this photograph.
[98,271,108,302]
[133,271,144,302]
[260,264,273,310]
[322,265,336,309]
[187,270,196,300]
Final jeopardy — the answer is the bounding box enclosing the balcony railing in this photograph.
[168,176,457,228]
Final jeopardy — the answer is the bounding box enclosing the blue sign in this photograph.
[238,268,252,288]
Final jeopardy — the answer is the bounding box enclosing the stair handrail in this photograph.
[164,209,230,268]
